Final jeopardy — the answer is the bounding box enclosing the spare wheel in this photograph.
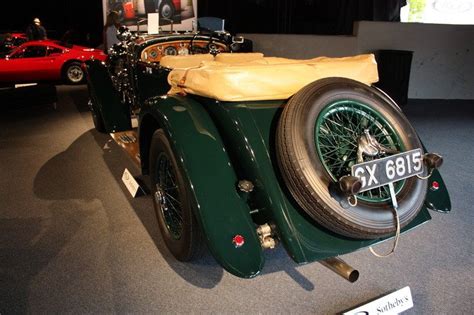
[276,77,427,239]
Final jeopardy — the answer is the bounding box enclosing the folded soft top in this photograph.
[163,53,379,102]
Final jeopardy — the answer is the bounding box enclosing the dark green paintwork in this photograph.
[419,143,451,213]
[139,95,264,278]
[193,97,443,263]
[85,37,450,276]
[425,168,451,213]
[84,60,132,132]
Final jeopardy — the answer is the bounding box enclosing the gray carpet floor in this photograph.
[0,85,472,314]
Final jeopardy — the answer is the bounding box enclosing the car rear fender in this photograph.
[195,99,436,263]
[421,143,451,213]
[83,59,132,132]
[139,95,264,278]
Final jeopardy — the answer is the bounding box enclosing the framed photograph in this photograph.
[103,0,197,32]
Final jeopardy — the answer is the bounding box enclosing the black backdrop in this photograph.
[198,0,406,35]
[1,0,405,47]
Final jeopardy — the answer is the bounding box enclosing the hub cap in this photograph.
[161,4,172,19]
[67,65,84,83]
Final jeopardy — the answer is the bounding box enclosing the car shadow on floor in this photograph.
[0,208,87,314]
[31,130,224,289]
[29,129,316,297]
[90,130,228,288]
[87,129,317,290]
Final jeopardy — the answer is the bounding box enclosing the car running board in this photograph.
[110,130,141,167]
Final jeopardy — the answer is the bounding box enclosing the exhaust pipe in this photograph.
[320,257,359,283]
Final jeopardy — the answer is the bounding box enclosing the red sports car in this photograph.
[0,40,107,85]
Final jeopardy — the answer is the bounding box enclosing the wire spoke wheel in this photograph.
[149,129,203,260]
[276,78,427,239]
[155,152,183,239]
[315,100,404,203]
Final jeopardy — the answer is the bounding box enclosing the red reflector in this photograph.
[431,181,440,191]
[232,235,245,248]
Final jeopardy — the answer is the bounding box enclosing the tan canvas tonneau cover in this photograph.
[165,53,379,101]
[160,53,215,69]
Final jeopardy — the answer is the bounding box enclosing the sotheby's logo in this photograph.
[376,295,411,313]
[344,287,414,315]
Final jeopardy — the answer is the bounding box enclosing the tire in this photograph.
[111,2,125,22]
[64,62,85,84]
[149,129,203,260]
[276,77,427,239]
[158,0,175,20]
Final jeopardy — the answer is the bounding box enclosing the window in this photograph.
[401,0,474,24]
[23,46,47,58]
[47,47,63,56]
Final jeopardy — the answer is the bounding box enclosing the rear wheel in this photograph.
[111,2,125,22]
[276,78,427,239]
[158,0,175,20]
[149,129,203,260]
[64,62,84,84]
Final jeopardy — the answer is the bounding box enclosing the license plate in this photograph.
[351,149,424,193]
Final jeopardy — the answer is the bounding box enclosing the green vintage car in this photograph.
[84,27,450,280]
